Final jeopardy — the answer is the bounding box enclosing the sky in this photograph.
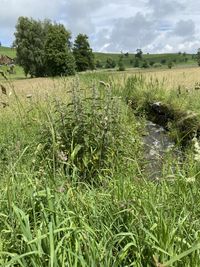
[0,0,199,53]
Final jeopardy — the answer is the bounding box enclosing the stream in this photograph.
[143,121,181,180]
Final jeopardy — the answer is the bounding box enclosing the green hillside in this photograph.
[94,52,196,68]
[0,46,16,58]
[0,46,197,73]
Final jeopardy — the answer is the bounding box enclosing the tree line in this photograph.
[14,17,95,77]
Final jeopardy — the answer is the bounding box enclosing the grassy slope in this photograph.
[94,52,196,68]
[0,46,197,68]
[0,46,16,58]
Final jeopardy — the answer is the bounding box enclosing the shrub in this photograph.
[153,63,162,68]
[36,80,137,183]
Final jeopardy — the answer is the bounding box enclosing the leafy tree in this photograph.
[149,61,155,66]
[14,17,47,77]
[118,55,125,71]
[44,24,75,76]
[135,49,143,59]
[168,61,173,69]
[160,59,166,64]
[14,17,75,77]
[134,58,140,68]
[142,60,150,68]
[73,34,94,72]
[105,58,116,68]
[95,60,103,68]
[197,49,200,66]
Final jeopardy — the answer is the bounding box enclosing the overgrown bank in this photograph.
[1,74,200,266]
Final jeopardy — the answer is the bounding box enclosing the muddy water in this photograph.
[143,121,180,180]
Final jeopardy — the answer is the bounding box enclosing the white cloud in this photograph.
[0,0,199,53]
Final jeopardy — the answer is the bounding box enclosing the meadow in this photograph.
[1,66,200,266]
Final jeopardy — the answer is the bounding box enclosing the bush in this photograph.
[141,60,150,68]
[168,61,174,69]
[118,56,126,71]
[153,63,162,68]
[36,81,136,183]
[105,58,116,68]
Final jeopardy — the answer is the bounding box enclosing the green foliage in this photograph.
[14,17,75,77]
[197,48,200,66]
[160,58,167,64]
[168,61,174,69]
[44,24,75,76]
[2,74,200,266]
[95,59,103,68]
[105,57,116,68]
[118,56,126,71]
[142,60,150,68]
[153,62,162,68]
[134,58,140,68]
[37,81,135,182]
[135,48,143,59]
[73,34,95,72]
[14,17,47,77]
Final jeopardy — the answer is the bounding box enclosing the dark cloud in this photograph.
[173,19,195,37]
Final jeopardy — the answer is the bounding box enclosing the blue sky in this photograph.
[0,0,199,53]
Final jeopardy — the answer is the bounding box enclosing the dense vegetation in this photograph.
[12,17,95,77]
[1,71,200,266]
[94,52,196,69]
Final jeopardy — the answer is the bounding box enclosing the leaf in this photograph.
[71,144,82,161]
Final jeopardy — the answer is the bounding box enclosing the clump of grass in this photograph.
[33,78,141,184]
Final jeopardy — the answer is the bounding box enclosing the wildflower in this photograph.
[192,136,200,162]
[58,151,68,162]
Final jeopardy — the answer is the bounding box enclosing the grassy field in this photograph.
[1,68,200,266]
[95,52,196,68]
[0,46,16,58]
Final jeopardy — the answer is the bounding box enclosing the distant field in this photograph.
[94,52,197,68]
[0,46,16,58]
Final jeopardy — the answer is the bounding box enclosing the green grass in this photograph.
[94,52,197,69]
[1,73,200,266]
[0,46,25,79]
[0,46,16,58]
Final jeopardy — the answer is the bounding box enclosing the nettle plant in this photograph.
[36,79,135,183]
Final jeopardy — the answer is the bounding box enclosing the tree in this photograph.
[44,24,75,76]
[14,17,47,77]
[197,49,200,66]
[14,17,75,77]
[95,60,103,68]
[135,49,143,59]
[134,58,140,68]
[73,34,94,72]
[168,61,173,69]
[105,58,116,68]
[118,55,125,71]
[142,60,150,68]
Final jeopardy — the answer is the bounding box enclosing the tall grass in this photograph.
[1,74,200,266]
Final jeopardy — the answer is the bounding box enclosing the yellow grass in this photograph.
[1,66,200,101]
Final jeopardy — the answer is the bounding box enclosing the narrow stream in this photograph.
[142,121,181,180]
